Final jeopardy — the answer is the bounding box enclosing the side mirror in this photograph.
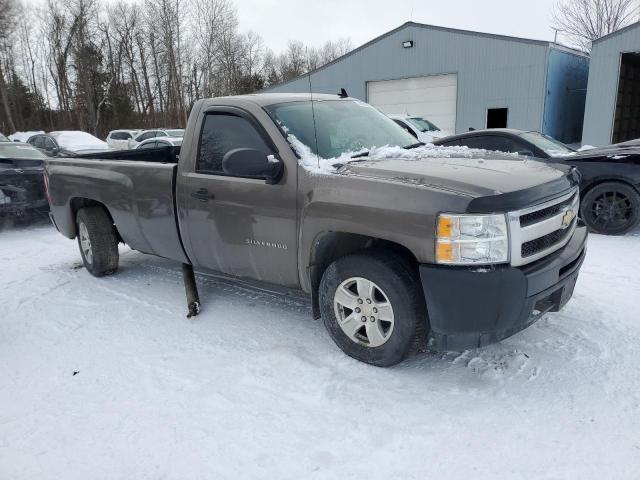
[222,148,283,184]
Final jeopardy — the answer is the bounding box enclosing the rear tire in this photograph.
[319,250,427,367]
[76,207,119,277]
[580,182,640,235]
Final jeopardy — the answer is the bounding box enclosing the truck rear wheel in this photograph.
[76,207,119,277]
[319,251,427,367]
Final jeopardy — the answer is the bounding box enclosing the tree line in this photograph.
[0,0,352,138]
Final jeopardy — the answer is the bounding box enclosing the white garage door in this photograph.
[367,74,458,133]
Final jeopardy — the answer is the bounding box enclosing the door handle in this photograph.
[190,188,213,203]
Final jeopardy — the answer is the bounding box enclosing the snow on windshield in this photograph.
[287,133,498,175]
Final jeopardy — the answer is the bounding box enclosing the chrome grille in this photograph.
[521,220,576,258]
[519,192,578,228]
[508,188,579,266]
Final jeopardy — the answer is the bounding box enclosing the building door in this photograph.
[612,52,640,144]
[487,108,509,128]
[367,74,458,133]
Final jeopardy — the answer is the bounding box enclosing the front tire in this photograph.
[76,207,119,277]
[580,182,640,235]
[319,251,427,367]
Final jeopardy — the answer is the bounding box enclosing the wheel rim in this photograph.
[333,277,395,348]
[590,190,633,231]
[79,222,93,265]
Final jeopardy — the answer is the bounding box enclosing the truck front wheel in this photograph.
[76,207,119,277]
[319,251,428,367]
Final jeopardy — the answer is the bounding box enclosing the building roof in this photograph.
[266,21,587,91]
[592,21,640,44]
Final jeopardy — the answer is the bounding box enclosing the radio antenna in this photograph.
[306,48,320,169]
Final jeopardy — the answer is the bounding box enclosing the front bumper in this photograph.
[420,224,588,351]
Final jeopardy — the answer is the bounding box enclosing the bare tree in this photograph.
[553,0,640,50]
[0,0,353,135]
[0,0,19,132]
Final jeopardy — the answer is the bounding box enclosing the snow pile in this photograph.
[578,144,596,152]
[1,223,640,479]
[8,131,44,142]
[50,131,110,152]
[288,134,503,175]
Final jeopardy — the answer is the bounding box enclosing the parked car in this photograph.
[388,114,449,143]
[434,129,640,235]
[106,129,141,150]
[0,142,48,218]
[44,93,586,367]
[28,131,112,157]
[0,133,9,142]
[128,129,185,149]
[135,136,183,149]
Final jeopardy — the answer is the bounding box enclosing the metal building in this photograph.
[582,22,640,146]
[267,22,589,143]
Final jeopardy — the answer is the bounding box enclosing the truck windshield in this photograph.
[265,100,418,159]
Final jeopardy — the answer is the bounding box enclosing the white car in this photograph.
[134,136,183,149]
[128,129,185,149]
[106,130,141,150]
[388,114,449,143]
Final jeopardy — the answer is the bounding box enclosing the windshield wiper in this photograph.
[404,142,425,149]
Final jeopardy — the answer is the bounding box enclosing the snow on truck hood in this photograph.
[343,155,565,197]
[292,140,565,197]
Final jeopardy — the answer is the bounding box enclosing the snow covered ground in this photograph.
[1,222,639,479]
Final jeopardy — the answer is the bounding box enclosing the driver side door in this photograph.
[178,107,299,287]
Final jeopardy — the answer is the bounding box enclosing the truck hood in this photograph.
[340,154,566,198]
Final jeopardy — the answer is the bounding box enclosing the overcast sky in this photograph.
[236,0,564,52]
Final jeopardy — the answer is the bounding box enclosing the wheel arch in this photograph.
[306,231,419,319]
[69,198,120,242]
[580,176,640,199]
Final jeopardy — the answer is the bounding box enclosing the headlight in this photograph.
[436,213,509,265]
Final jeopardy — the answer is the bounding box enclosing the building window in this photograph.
[487,108,508,128]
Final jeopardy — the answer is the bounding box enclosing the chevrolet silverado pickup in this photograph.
[44,93,587,366]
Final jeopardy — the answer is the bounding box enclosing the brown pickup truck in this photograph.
[45,93,587,366]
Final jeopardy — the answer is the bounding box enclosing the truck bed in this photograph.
[45,151,189,264]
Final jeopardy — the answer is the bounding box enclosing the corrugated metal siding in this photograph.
[582,23,640,146]
[267,24,550,134]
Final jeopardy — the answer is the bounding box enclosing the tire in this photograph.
[76,207,119,276]
[580,182,640,235]
[319,250,427,367]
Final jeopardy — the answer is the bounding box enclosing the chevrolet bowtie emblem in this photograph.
[561,209,576,229]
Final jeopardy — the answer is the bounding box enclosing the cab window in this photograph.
[196,113,271,175]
